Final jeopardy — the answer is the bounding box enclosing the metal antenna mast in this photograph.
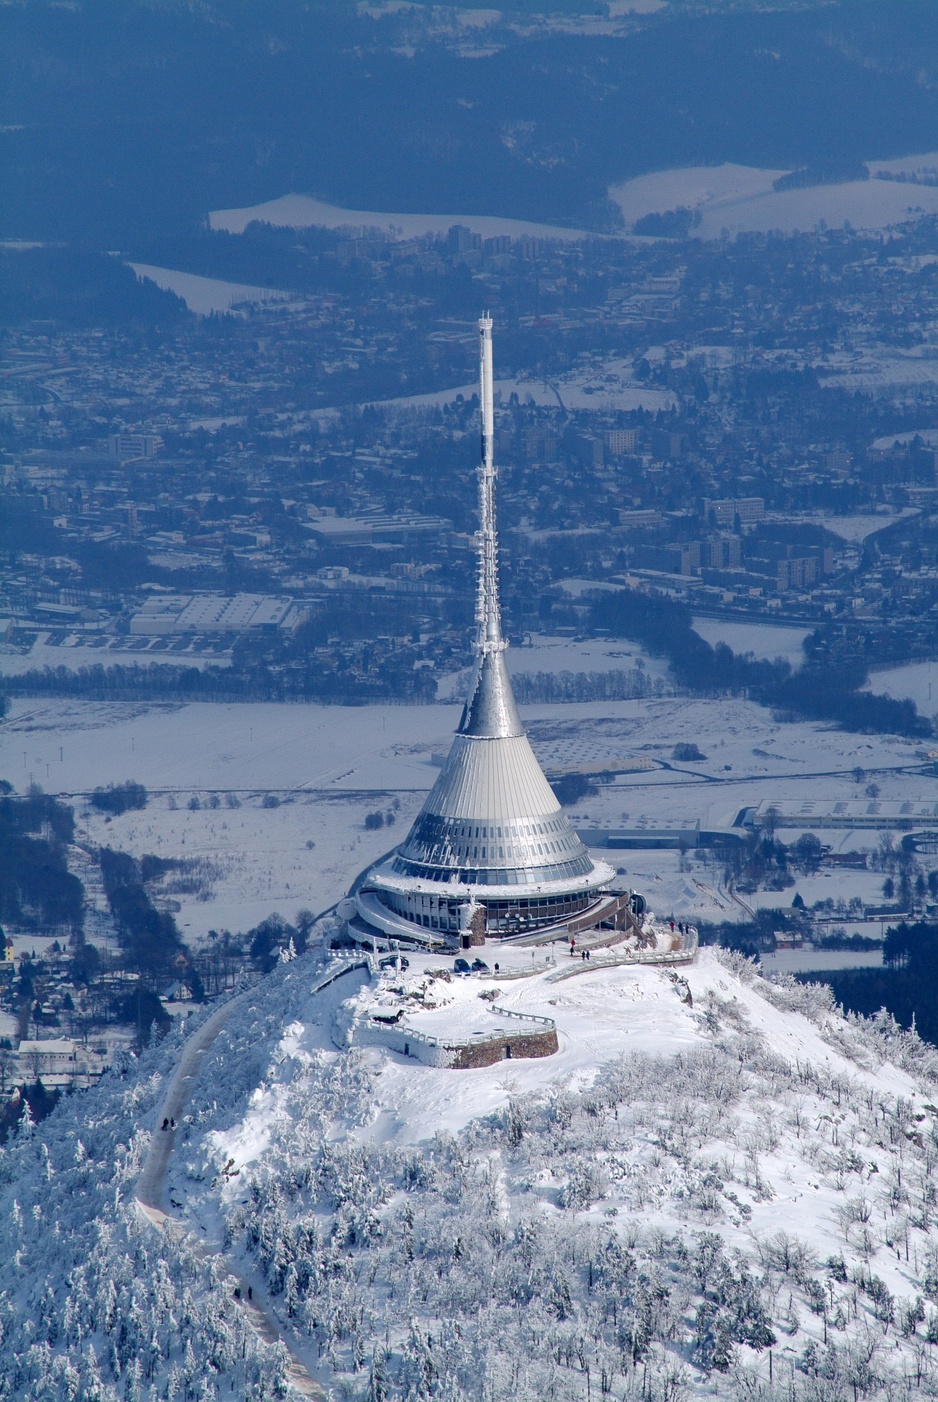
[476,314,504,658]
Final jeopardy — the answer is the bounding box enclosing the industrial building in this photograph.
[752,798,938,831]
[130,593,304,636]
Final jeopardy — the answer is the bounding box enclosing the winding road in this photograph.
[134,985,327,1400]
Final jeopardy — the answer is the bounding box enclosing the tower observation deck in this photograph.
[351,317,615,946]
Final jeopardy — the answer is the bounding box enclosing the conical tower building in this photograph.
[353,317,615,945]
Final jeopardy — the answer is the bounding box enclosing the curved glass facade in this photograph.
[377,885,598,936]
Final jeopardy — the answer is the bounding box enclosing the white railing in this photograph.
[311,956,372,994]
[546,927,698,983]
[489,1004,555,1032]
[367,1001,556,1051]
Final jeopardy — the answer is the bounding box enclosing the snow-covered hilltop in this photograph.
[6,943,934,1400]
[175,948,938,1399]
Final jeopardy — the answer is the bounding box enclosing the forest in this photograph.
[589,591,931,739]
[0,788,84,935]
[0,247,186,328]
[804,920,938,1050]
[4,941,938,1397]
[0,1010,296,1401]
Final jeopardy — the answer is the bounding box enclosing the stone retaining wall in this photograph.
[449,1027,559,1068]
[349,1009,559,1068]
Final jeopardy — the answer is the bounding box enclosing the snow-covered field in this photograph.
[129,263,291,316]
[363,361,677,414]
[1,697,451,794]
[209,193,590,241]
[818,347,938,395]
[610,156,938,238]
[866,660,938,716]
[744,868,887,917]
[3,689,935,944]
[610,162,787,228]
[437,631,674,701]
[690,617,810,669]
[817,511,915,543]
[529,354,679,412]
[1,697,445,938]
[0,634,231,676]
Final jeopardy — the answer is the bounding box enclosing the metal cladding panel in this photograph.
[459,650,523,739]
[423,733,561,823]
[392,730,600,886]
[396,622,596,882]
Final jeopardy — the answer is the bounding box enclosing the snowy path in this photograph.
[135,988,327,1400]
[136,994,246,1216]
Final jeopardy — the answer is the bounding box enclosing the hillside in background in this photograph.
[3,0,938,243]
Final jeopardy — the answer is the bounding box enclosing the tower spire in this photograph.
[476,314,503,656]
[459,316,521,738]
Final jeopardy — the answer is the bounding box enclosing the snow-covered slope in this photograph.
[5,944,938,1399]
[157,947,938,1400]
[129,264,291,316]
[0,1015,295,1401]
[209,194,590,242]
[609,158,938,239]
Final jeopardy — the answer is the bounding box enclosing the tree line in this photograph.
[803,919,938,1048]
[90,780,148,816]
[0,788,84,935]
[512,667,666,705]
[1,658,438,705]
[590,590,931,738]
[98,847,200,1020]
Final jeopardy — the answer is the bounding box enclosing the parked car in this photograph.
[379,955,410,971]
[453,957,471,974]
[471,958,490,973]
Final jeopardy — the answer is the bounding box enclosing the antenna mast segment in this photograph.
[477,315,504,657]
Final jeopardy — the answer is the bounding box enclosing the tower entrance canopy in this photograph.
[354,317,614,944]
